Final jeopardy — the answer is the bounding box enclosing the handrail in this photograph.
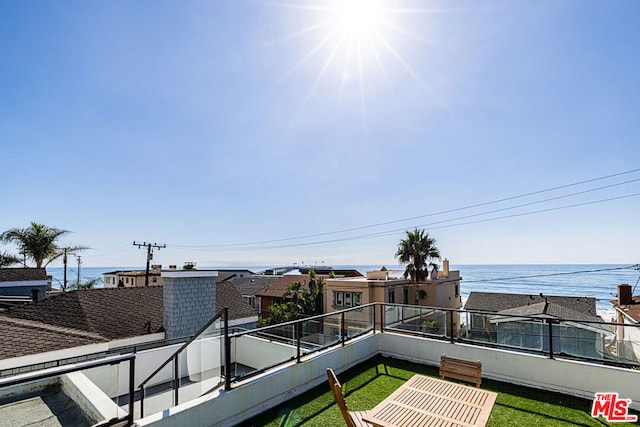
[0,353,136,426]
[138,307,226,390]
[229,303,376,339]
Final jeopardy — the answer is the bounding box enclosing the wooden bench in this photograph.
[439,354,482,388]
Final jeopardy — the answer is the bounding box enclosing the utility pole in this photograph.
[133,242,166,286]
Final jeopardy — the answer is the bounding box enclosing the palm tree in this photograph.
[0,250,21,267]
[395,228,441,283]
[1,222,86,268]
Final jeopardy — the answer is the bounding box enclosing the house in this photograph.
[610,283,640,363]
[0,276,257,363]
[464,292,609,359]
[254,274,317,319]
[230,275,280,314]
[103,267,163,288]
[324,259,462,312]
[0,268,50,306]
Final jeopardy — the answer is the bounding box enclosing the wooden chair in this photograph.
[439,354,483,388]
[326,368,372,427]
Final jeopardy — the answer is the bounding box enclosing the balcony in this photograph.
[1,303,640,426]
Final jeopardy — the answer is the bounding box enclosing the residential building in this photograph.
[103,266,163,288]
[610,283,640,362]
[324,260,462,312]
[464,292,609,359]
[254,274,316,319]
[0,268,50,306]
[0,273,256,363]
[231,275,279,314]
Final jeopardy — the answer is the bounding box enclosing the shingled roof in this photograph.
[3,287,165,340]
[1,283,257,360]
[232,276,279,296]
[0,268,48,282]
[464,292,599,319]
[216,281,257,319]
[0,316,101,359]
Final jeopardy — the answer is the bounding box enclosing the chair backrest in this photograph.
[327,368,340,394]
[327,369,356,427]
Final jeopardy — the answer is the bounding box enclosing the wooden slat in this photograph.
[363,375,497,427]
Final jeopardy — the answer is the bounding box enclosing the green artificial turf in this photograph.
[240,354,639,427]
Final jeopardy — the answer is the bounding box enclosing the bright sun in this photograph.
[272,0,429,127]
[336,0,381,35]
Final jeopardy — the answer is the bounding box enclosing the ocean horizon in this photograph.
[46,263,639,321]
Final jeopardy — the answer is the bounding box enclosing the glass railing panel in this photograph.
[299,317,328,357]
[384,304,402,328]
[344,305,373,339]
[494,318,546,352]
[606,323,640,364]
[383,306,448,338]
[0,356,133,426]
[232,323,297,378]
[140,357,175,417]
[176,318,224,405]
[80,361,123,423]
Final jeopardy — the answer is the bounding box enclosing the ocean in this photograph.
[46,264,639,321]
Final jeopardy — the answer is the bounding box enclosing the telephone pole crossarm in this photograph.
[133,242,167,286]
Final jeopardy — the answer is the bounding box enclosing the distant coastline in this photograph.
[46,264,638,321]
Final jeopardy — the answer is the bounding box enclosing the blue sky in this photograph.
[1,0,639,268]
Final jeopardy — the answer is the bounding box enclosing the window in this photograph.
[353,293,361,306]
[333,291,362,308]
[388,289,395,303]
[334,291,343,306]
[455,285,459,298]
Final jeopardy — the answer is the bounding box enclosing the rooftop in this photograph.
[465,292,599,318]
[0,282,256,360]
[611,295,640,323]
[243,354,634,427]
[0,268,48,282]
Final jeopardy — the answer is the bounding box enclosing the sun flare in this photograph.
[335,0,382,35]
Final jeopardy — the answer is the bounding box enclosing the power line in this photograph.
[171,167,640,250]
[460,265,639,284]
[170,191,640,251]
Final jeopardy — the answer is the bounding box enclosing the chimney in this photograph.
[161,270,218,340]
[443,259,450,278]
[618,284,633,305]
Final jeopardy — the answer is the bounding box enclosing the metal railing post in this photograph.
[296,322,301,362]
[341,311,346,346]
[224,307,231,391]
[173,355,179,406]
[547,319,554,359]
[139,386,145,419]
[372,303,376,333]
[128,357,135,426]
[380,304,385,333]
[449,310,455,343]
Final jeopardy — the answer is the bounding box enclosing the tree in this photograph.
[260,270,325,326]
[0,250,21,267]
[67,276,103,291]
[395,228,441,283]
[1,222,86,268]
